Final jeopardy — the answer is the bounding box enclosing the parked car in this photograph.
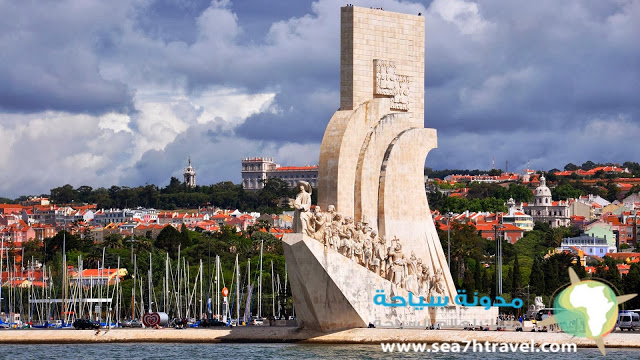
[73,319,100,330]
[199,318,227,327]
[250,317,264,326]
[618,311,640,331]
[122,319,143,328]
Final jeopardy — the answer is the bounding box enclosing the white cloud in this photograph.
[0,0,636,198]
[430,0,492,35]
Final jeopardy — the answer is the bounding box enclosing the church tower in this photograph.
[183,157,196,188]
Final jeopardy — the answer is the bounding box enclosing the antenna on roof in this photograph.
[492,156,495,170]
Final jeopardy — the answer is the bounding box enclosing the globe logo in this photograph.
[553,280,618,339]
[538,267,636,355]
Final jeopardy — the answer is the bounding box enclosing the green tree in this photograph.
[507,183,534,203]
[50,184,78,204]
[543,257,560,296]
[103,233,123,249]
[446,222,485,280]
[605,183,620,202]
[462,266,475,294]
[529,256,545,295]
[511,254,522,298]
[564,163,579,171]
[155,226,184,256]
[623,263,640,309]
[165,177,184,194]
[44,231,82,261]
[504,267,513,294]
[552,184,582,201]
[23,239,43,263]
[474,260,484,293]
[76,185,93,203]
[581,161,597,170]
[597,256,622,292]
[180,224,193,247]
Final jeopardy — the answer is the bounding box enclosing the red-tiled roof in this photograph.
[275,166,318,171]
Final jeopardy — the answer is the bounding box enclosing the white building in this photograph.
[559,235,617,257]
[131,207,158,223]
[241,157,318,190]
[94,208,135,225]
[502,198,534,231]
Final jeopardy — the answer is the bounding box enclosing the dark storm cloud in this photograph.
[0,0,135,114]
[0,0,638,197]
[422,0,639,140]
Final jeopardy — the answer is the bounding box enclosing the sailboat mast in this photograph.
[165,253,169,314]
[62,222,67,323]
[247,258,250,320]
[235,254,239,323]
[271,260,275,318]
[259,240,263,319]
[216,255,220,318]
[177,245,181,319]
[0,237,4,316]
[132,254,136,320]
[199,259,203,319]
[148,252,152,313]
[116,257,120,324]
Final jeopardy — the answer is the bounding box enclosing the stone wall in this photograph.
[340,6,424,126]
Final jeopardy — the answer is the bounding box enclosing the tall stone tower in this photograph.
[317,7,455,297]
[183,157,196,188]
[283,6,495,332]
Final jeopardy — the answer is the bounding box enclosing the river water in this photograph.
[0,343,635,359]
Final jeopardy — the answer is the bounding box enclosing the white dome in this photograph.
[535,175,551,197]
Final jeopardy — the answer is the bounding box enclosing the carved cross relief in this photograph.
[374,59,410,111]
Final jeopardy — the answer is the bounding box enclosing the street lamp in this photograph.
[494,215,503,296]
[447,212,453,271]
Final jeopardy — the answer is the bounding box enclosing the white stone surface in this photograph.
[284,234,496,332]
[294,6,461,332]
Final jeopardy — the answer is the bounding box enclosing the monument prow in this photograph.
[284,6,496,331]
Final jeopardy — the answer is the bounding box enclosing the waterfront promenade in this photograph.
[1,327,639,348]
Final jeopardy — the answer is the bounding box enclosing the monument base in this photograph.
[283,234,497,332]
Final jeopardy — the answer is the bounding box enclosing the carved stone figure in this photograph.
[293,181,312,234]
[404,251,419,294]
[419,265,431,297]
[326,205,337,224]
[340,216,355,258]
[352,222,364,264]
[363,228,373,269]
[429,269,446,298]
[312,207,328,244]
[407,251,418,275]
[389,242,406,287]
[329,213,342,250]
[385,236,400,280]
[374,235,386,277]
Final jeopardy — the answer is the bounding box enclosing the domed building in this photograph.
[523,175,570,228]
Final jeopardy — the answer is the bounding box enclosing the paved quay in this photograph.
[0,327,639,348]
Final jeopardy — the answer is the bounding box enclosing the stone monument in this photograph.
[283,6,496,332]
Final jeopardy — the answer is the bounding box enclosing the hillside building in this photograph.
[241,157,318,190]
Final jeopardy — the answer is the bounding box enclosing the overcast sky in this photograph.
[0,0,638,197]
